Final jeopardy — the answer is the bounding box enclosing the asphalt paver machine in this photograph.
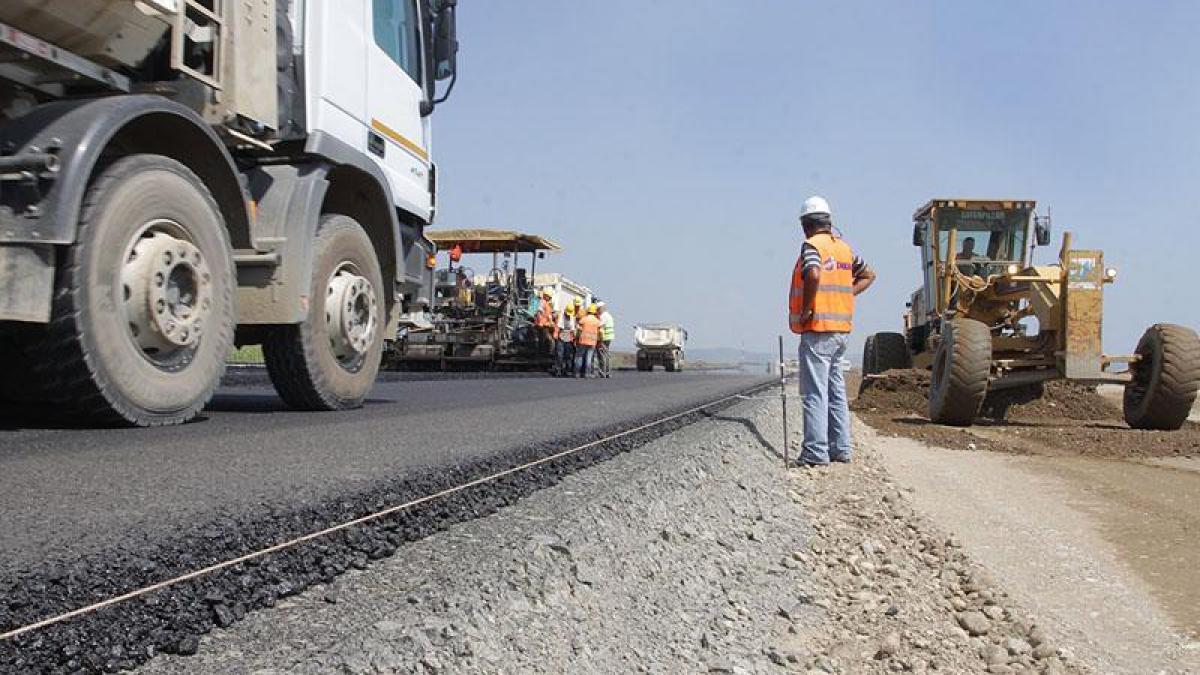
[864,198,1200,428]
[385,229,561,370]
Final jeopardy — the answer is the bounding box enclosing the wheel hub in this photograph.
[326,266,378,364]
[122,230,212,360]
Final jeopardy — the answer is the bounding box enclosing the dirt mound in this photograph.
[853,370,1116,422]
[1007,380,1115,421]
[851,369,1200,461]
[852,369,930,416]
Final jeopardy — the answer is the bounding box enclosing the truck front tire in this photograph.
[264,214,384,410]
[32,154,235,426]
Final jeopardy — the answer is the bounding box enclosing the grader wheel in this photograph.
[1123,323,1200,430]
[863,331,911,375]
[928,318,992,426]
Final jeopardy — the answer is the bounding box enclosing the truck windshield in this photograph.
[938,208,1029,276]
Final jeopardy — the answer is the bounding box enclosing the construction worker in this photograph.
[535,289,556,353]
[555,304,577,377]
[575,303,602,378]
[790,196,876,466]
[596,301,615,378]
[955,236,989,275]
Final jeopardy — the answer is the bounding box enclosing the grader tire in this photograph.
[264,215,385,410]
[1123,323,1200,430]
[872,332,911,373]
[928,318,992,426]
[862,334,878,374]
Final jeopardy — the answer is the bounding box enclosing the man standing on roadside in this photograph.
[789,196,876,466]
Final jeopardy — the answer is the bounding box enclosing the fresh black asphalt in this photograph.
[0,370,770,672]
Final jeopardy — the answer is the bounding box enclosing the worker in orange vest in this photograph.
[575,304,602,379]
[534,288,556,353]
[790,195,876,466]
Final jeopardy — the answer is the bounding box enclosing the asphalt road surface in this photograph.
[0,371,768,579]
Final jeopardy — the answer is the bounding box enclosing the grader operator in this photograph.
[863,199,1199,429]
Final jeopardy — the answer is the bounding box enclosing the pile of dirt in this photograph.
[851,369,1200,461]
[853,371,1116,423]
[1007,381,1116,422]
[852,370,930,417]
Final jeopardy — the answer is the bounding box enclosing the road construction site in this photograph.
[3,368,1199,673]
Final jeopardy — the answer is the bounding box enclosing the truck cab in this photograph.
[0,0,459,425]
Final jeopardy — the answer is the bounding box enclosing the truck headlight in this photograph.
[1006,264,1020,275]
[1105,267,1118,280]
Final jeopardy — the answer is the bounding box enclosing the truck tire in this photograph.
[864,331,911,374]
[1123,323,1200,430]
[928,318,991,426]
[263,214,384,410]
[665,353,677,372]
[31,154,235,426]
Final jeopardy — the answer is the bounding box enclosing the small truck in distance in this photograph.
[635,323,687,372]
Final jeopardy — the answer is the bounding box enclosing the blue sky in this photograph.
[432,1,1199,356]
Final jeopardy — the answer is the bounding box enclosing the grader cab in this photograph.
[863,198,1200,429]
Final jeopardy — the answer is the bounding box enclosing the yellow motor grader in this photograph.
[863,198,1200,428]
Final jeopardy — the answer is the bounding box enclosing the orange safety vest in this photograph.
[789,232,855,334]
[577,315,601,347]
[535,300,554,328]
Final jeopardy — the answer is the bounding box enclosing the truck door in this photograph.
[367,0,432,222]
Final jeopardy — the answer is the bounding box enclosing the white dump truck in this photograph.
[634,324,687,372]
[0,0,459,425]
[534,272,594,317]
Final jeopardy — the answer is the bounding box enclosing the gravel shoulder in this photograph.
[143,395,1091,674]
[867,422,1200,674]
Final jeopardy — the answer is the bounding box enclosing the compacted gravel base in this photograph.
[143,400,1091,674]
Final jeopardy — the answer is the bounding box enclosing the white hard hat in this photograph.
[800,195,831,219]
[597,301,606,307]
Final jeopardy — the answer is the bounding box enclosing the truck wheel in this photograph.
[928,318,991,426]
[263,214,384,410]
[32,154,234,425]
[664,355,677,372]
[1123,323,1200,430]
[872,332,911,373]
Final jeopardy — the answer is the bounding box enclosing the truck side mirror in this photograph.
[433,2,458,82]
[1035,220,1051,247]
[912,223,924,247]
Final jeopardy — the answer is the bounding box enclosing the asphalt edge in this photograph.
[0,378,773,673]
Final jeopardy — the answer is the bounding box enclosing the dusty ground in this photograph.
[849,368,1200,672]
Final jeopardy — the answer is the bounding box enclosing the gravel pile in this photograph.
[143,398,1090,674]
